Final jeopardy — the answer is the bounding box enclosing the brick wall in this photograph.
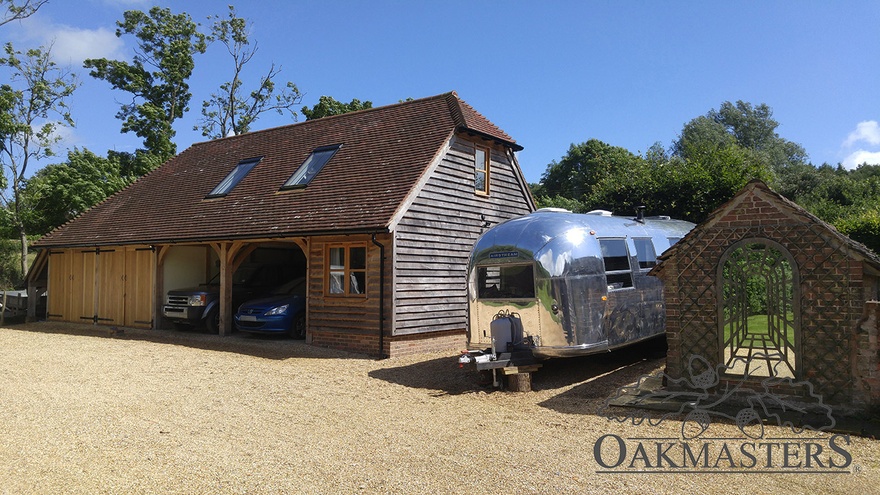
[656,182,880,410]
[386,330,466,358]
[309,328,465,358]
[853,302,880,408]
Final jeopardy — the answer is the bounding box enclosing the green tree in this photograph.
[533,194,588,212]
[772,161,880,255]
[301,96,372,120]
[835,208,880,255]
[674,101,808,174]
[196,5,302,139]
[0,0,47,28]
[535,126,774,223]
[538,139,641,203]
[21,148,130,235]
[794,167,880,223]
[773,161,832,202]
[0,238,22,288]
[654,145,772,222]
[672,115,737,161]
[0,42,77,279]
[84,6,207,162]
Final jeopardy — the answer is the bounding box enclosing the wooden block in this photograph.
[506,372,531,392]
[501,365,542,375]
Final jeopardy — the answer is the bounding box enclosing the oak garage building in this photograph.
[28,93,535,357]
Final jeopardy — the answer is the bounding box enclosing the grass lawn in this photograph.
[723,313,795,345]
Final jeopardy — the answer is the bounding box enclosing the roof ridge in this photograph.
[445,92,467,128]
[189,92,459,150]
[443,92,520,150]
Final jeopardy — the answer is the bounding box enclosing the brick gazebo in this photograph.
[653,180,880,411]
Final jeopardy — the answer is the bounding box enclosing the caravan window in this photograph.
[599,238,634,290]
[477,264,535,299]
[633,238,657,270]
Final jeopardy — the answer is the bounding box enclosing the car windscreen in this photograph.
[271,277,306,296]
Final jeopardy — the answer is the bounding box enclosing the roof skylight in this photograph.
[281,144,342,189]
[206,157,262,198]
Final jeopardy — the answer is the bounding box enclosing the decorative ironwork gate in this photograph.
[719,239,799,378]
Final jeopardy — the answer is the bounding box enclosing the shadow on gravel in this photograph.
[535,343,666,415]
[369,337,668,400]
[5,321,370,361]
[369,355,486,396]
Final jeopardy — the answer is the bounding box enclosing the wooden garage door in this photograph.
[46,247,154,328]
[96,249,125,325]
[124,247,154,328]
[46,250,71,321]
[72,249,97,323]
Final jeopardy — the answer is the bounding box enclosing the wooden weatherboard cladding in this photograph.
[307,235,391,349]
[392,136,533,336]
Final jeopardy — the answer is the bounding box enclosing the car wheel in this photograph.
[290,313,306,340]
[205,308,220,334]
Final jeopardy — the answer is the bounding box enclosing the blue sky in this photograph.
[4,0,880,183]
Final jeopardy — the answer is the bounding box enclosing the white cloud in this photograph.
[31,120,78,148]
[50,26,124,65]
[14,15,125,66]
[842,150,880,170]
[838,121,880,169]
[844,120,880,147]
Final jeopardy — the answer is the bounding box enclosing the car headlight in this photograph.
[188,295,207,306]
[265,304,289,316]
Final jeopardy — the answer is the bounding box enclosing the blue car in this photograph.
[234,277,307,338]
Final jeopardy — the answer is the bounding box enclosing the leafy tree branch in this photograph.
[0,0,47,28]
[196,5,302,139]
[0,41,77,279]
[84,6,206,161]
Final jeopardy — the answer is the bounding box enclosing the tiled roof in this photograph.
[35,92,520,248]
[653,180,880,272]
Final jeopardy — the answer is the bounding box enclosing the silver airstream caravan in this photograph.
[465,208,694,364]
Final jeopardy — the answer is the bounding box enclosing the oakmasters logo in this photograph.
[594,354,854,474]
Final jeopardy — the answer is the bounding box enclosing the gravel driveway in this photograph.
[0,322,877,494]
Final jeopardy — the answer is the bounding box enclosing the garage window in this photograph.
[327,244,367,296]
[474,144,490,195]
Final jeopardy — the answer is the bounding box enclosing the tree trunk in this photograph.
[19,227,27,284]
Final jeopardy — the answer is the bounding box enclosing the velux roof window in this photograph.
[206,157,262,198]
[282,144,342,189]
